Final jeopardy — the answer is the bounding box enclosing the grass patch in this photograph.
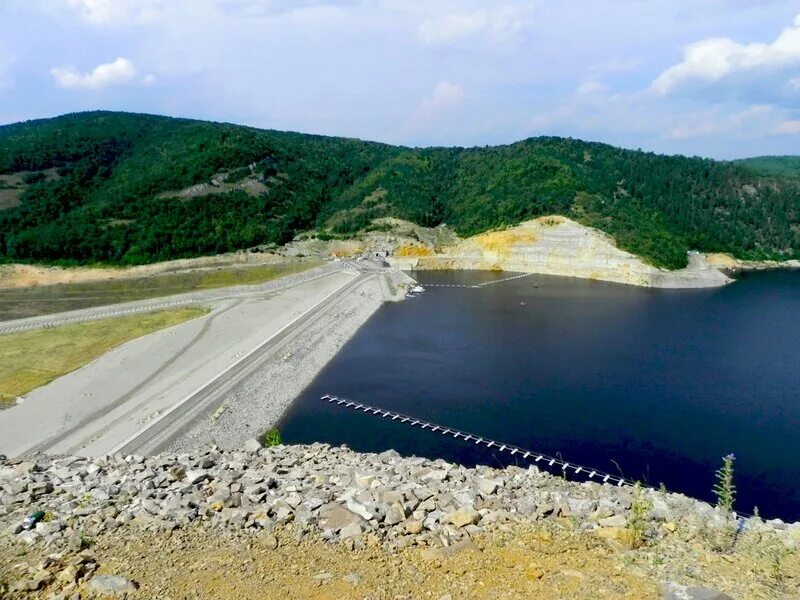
[0,306,209,406]
[0,261,322,321]
[262,426,283,447]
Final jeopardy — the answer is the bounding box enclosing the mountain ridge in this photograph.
[0,111,798,269]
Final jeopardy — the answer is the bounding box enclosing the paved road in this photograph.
[0,262,349,335]
[113,271,374,455]
[1,263,387,458]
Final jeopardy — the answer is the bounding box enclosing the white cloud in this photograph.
[576,81,608,96]
[652,13,800,95]
[666,104,775,140]
[790,77,800,91]
[775,120,800,135]
[64,0,163,24]
[420,80,465,112]
[418,6,534,45]
[419,12,486,45]
[51,57,139,90]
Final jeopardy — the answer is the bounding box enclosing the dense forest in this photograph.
[0,111,798,269]
[733,156,800,179]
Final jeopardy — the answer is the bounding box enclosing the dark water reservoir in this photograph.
[280,270,800,521]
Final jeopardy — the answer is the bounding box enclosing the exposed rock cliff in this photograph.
[390,217,732,289]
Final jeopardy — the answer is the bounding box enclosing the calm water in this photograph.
[280,270,800,521]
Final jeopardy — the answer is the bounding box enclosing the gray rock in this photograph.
[476,477,501,496]
[339,521,366,539]
[28,481,53,496]
[662,582,733,600]
[405,519,424,534]
[441,507,480,528]
[651,497,672,522]
[567,498,596,519]
[68,531,85,551]
[453,490,477,509]
[598,514,627,528]
[384,502,407,525]
[185,470,207,485]
[345,498,375,521]
[318,503,367,533]
[168,464,186,481]
[92,487,111,501]
[353,472,376,488]
[412,486,434,501]
[35,520,64,535]
[88,574,138,596]
[243,438,262,453]
[18,530,40,545]
[10,570,53,591]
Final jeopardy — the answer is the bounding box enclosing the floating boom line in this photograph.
[321,394,633,488]
[423,272,535,289]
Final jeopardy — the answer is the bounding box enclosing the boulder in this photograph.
[318,503,368,533]
[404,519,424,534]
[243,438,262,453]
[384,502,407,526]
[441,508,480,528]
[339,521,367,539]
[476,477,501,496]
[662,583,733,600]
[87,574,138,596]
[353,472,376,488]
[598,514,627,528]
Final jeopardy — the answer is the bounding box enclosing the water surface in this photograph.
[280,270,800,520]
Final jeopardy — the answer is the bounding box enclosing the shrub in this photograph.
[262,427,282,447]
[628,482,652,548]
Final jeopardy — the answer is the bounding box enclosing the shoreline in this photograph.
[2,443,798,598]
[167,270,415,452]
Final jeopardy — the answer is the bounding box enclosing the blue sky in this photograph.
[1,0,799,159]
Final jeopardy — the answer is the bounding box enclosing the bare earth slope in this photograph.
[389,217,733,288]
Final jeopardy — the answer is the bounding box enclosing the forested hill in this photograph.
[733,156,800,179]
[0,111,798,269]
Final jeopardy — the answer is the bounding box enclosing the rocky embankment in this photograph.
[390,217,733,289]
[1,444,799,598]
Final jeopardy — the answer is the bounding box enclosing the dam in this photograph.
[281,269,800,521]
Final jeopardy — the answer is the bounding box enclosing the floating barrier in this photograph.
[321,394,633,487]
[424,272,535,289]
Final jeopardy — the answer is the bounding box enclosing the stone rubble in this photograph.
[2,441,797,556]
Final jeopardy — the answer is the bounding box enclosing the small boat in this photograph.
[520,301,527,306]
[411,285,425,294]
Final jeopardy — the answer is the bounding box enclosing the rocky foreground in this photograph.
[1,443,799,599]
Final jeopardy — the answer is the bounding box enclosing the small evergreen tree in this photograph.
[713,453,736,514]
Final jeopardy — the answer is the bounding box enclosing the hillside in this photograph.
[0,111,799,269]
[734,156,800,179]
